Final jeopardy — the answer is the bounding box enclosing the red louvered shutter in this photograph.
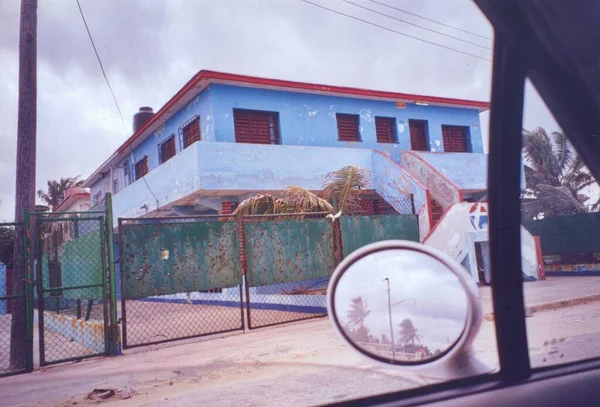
[182,117,201,148]
[135,156,148,180]
[336,114,360,142]
[409,120,427,151]
[442,125,469,152]
[234,109,279,144]
[160,135,177,163]
[375,117,396,143]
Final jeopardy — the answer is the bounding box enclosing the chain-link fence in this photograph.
[119,216,245,348]
[245,277,328,329]
[1,222,31,377]
[34,214,108,366]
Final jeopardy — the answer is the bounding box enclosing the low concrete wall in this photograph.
[43,312,105,353]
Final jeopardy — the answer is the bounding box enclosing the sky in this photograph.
[335,248,468,354]
[0,0,564,221]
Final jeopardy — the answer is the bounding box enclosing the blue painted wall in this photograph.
[211,84,483,159]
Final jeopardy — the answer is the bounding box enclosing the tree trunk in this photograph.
[11,0,37,370]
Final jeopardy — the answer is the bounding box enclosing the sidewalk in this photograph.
[480,276,600,319]
[2,277,600,406]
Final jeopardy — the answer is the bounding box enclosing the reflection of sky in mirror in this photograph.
[335,249,468,353]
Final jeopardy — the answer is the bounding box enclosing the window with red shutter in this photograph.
[409,120,428,151]
[375,117,397,143]
[179,116,201,149]
[233,109,280,144]
[134,156,148,180]
[159,135,177,164]
[336,114,360,142]
[442,125,470,152]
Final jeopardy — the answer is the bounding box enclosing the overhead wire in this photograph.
[300,0,491,62]
[341,0,492,50]
[75,0,161,211]
[366,0,493,41]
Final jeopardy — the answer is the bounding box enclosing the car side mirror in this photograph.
[327,240,496,380]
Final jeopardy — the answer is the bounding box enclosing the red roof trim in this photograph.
[117,70,489,155]
[54,192,90,212]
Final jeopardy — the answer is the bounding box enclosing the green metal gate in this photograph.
[34,213,109,366]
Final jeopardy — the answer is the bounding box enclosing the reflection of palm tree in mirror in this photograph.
[397,318,423,346]
[347,296,372,342]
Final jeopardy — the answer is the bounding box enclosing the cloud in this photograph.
[0,0,560,220]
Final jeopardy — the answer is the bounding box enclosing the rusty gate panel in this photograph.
[119,217,244,349]
[341,215,419,257]
[244,217,334,329]
[121,219,241,298]
[244,218,335,287]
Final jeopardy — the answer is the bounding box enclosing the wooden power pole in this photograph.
[11,0,37,370]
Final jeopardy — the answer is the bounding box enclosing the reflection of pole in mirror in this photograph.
[383,277,416,359]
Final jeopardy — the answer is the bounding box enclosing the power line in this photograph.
[341,0,492,51]
[366,0,493,41]
[75,0,161,211]
[300,0,491,62]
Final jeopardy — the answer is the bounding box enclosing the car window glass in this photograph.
[521,78,600,368]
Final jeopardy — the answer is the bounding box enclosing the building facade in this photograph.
[84,71,488,233]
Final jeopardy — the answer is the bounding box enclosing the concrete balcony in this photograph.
[112,141,374,221]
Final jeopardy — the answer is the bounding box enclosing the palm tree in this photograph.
[346,296,372,343]
[397,318,423,347]
[233,166,370,217]
[346,296,371,330]
[322,165,371,216]
[521,127,598,219]
[37,176,85,211]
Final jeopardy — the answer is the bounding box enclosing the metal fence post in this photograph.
[104,193,120,355]
[238,215,251,329]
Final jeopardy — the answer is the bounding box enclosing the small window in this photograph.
[442,125,470,152]
[179,115,201,149]
[159,135,177,164]
[135,156,149,180]
[112,179,119,194]
[375,117,397,143]
[233,109,280,144]
[409,120,428,151]
[336,114,360,142]
[92,192,102,206]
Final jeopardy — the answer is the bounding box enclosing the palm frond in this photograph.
[232,194,292,216]
[281,186,333,214]
[323,166,371,215]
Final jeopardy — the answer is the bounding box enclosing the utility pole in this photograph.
[11,0,37,370]
[383,278,395,359]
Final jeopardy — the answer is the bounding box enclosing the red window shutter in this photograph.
[336,114,360,142]
[375,117,396,143]
[234,110,279,144]
[182,117,201,148]
[409,120,427,151]
[160,135,177,163]
[442,125,468,152]
[135,157,148,180]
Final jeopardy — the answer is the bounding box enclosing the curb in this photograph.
[483,293,600,321]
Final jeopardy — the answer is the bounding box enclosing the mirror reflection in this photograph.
[334,249,469,363]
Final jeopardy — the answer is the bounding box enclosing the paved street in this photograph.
[2,277,600,406]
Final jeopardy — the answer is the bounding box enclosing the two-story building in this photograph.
[82,70,542,282]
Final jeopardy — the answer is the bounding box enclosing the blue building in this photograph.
[83,71,491,237]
